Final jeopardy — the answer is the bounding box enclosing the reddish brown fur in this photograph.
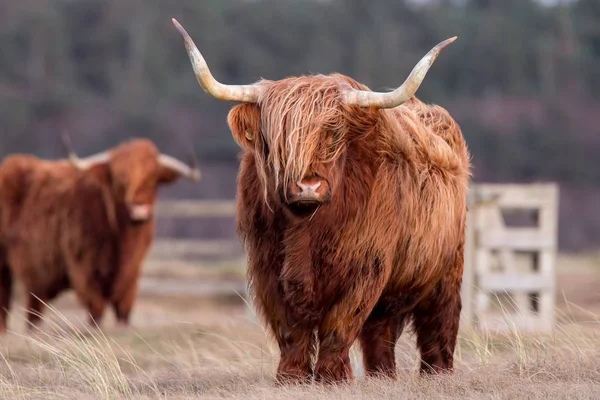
[228,74,471,383]
[0,139,190,333]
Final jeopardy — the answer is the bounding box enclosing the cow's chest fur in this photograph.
[277,214,390,326]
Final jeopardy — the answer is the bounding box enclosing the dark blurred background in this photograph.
[0,0,598,251]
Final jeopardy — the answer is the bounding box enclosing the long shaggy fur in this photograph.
[228,73,471,383]
[257,76,350,201]
[0,139,188,333]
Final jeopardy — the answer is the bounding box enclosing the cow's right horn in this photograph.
[342,37,457,109]
[172,18,261,103]
[158,154,201,181]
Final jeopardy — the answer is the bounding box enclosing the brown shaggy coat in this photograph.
[228,74,471,383]
[0,139,195,333]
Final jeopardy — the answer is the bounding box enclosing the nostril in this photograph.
[130,204,152,221]
[297,180,322,192]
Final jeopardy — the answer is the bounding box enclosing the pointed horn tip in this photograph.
[60,132,78,162]
[191,169,201,181]
[426,36,457,60]
[188,154,201,181]
[439,36,458,48]
[60,131,72,147]
[171,18,189,39]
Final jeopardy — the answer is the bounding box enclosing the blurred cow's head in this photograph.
[64,136,200,223]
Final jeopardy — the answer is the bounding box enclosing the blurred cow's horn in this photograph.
[158,154,201,181]
[69,151,111,171]
[61,131,110,170]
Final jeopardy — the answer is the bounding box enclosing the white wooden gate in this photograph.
[461,183,559,332]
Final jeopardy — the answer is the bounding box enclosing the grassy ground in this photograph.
[0,252,599,399]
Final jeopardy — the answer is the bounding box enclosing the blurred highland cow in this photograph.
[0,137,200,333]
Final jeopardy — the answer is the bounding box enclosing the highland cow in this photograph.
[174,18,470,384]
[0,138,200,333]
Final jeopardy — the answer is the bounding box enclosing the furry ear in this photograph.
[157,166,181,185]
[227,103,261,153]
[80,162,114,192]
[86,163,112,183]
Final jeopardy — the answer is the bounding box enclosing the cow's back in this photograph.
[403,97,470,167]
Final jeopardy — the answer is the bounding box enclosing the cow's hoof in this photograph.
[314,360,354,384]
[275,366,313,386]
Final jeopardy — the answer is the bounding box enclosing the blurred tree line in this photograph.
[0,0,599,250]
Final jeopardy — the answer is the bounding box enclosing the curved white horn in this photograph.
[60,131,110,170]
[158,154,201,181]
[342,37,457,109]
[69,151,111,171]
[172,18,261,103]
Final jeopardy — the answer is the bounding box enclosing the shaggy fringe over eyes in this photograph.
[256,76,350,200]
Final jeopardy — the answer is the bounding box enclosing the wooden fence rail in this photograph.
[155,200,237,218]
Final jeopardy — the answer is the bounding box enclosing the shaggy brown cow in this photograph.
[0,138,200,333]
[173,19,470,384]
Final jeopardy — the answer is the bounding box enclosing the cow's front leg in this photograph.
[314,262,389,384]
[69,273,106,328]
[111,278,138,328]
[276,244,320,383]
[253,282,316,384]
[278,268,318,383]
[275,324,316,384]
[248,252,316,384]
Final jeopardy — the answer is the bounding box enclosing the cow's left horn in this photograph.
[342,37,457,109]
[172,18,261,103]
[158,154,201,181]
[69,151,111,171]
[61,131,110,170]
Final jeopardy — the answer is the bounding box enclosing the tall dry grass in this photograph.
[0,295,598,400]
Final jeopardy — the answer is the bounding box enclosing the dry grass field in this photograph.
[0,252,599,399]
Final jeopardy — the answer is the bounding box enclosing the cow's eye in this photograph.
[259,139,270,159]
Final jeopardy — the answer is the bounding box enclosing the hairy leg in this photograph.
[314,322,355,383]
[83,293,106,328]
[248,270,316,384]
[314,265,389,384]
[111,279,138,327]
[0,262,12,334]
[359,311,406,379]
[275,325,316,384]
[237,174,318,384]
[71,280,106,328]
[315,304,377,384]
[25,292,46,331]
[413,273,462,374]
[247,266,317,383]
[111,229,150,329]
